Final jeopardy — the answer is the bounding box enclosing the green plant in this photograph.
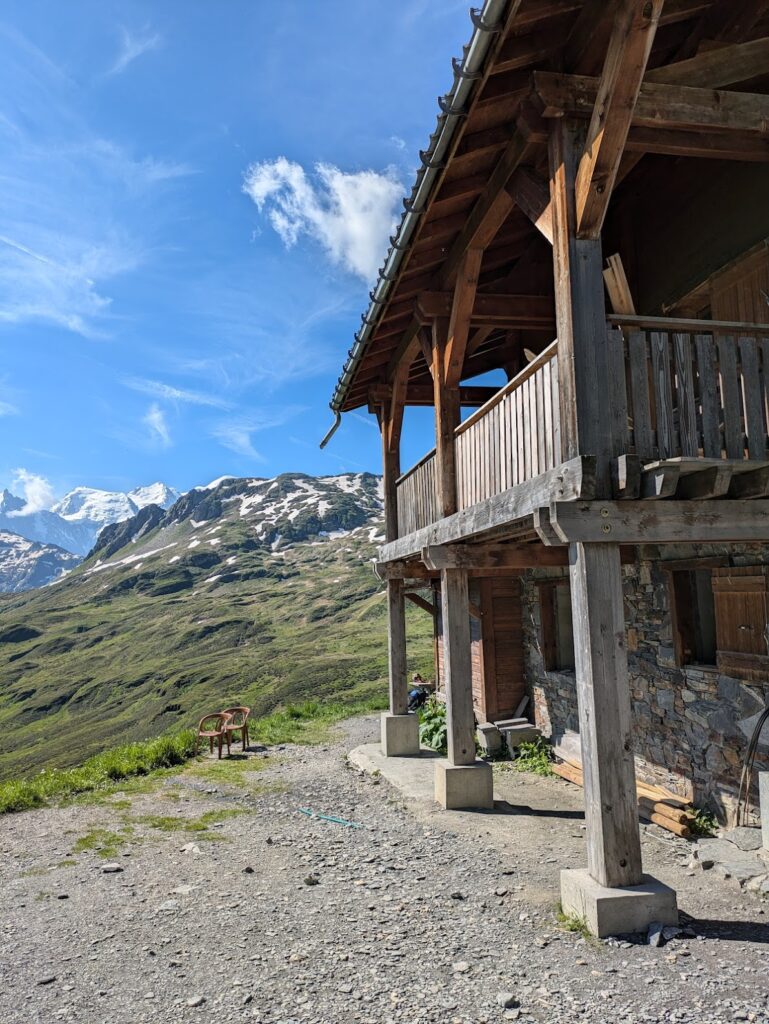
[510,737,554,776]
[690,807,717,837]
[555,902,592,939]
[0,730,198,815]
[418,697,447,754]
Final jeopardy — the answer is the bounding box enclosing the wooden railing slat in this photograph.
[674,332,699,458]
[651,331,675,460]
[695,334,721,458]
[717,335,743,459]
[628,331,654,459]
[739,337,766,460]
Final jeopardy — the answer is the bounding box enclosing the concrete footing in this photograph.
[560,868,678,938]
[380,712,420,757]
[434,760,494,810]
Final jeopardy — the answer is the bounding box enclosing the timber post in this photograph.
[432,317,460,518]
[434,566,493,809]
[378,403,420,757]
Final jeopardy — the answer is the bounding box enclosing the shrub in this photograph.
[418,697,447,754]
[510,736,554,776]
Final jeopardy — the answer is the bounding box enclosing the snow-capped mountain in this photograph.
[0,482,180,557]
[0,531,81,592]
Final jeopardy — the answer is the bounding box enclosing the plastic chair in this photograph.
[221,706,250,750]
[196,712,232,759]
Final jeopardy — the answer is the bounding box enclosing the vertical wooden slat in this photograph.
[759,339,769,445]
[739,336,766,460]
[552,353,561,466]
[718,335,743,459]
[543,360,554,470]
[673,333,698,457]
[695,334,721,458]
[607,327,628,457]
[516,386,525,485]
[627,331,653,459]
[650,331,675,459]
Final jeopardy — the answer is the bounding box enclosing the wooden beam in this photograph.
[440,568,476,766]
[417,292,555,327]
[705,0,769,43]
[444,248,483,387]
[405,591,437,616]
[534,72,769,136]
[439,132,529,288]
[378,456,596,562]
[676,463,734,499]
[640,464,681,499]
[387,579,408,716]
[729,465,769,498]
[506,167,554,244]
[603,254,636,315]
[549,120,617,493]
[539,500,769,544]
[432,318,460,519]
[422,543,571,570]
[646,36,769,88]
[569,542,644,888]
[612,454,642,498]
[574,0,663,239]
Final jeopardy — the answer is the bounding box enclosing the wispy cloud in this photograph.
[108,26,162,76]
[143,403,171,447]
[124,377,230,408]
[0,400,18,416]
[212,407,305,461]
[0,27,189,339]
[10,468,55,513]
[243,157,402,281]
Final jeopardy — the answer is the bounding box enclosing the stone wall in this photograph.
[522,544,769,823]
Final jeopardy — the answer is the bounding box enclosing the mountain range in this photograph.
[0,472,433,778]
[0,482,180,590]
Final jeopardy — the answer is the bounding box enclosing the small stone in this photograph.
[101,864,123,874]
[187,996,206,1008]
[647,922,664,947]
[450,891,464,900]
[243,866,254,874]
[158,899,180,912]
[37,975,57,986]
[56,894,69,900]
[242,995,253,1005]
[303,874,320,886]
[452,961,471,974]
[496,993,519,1009]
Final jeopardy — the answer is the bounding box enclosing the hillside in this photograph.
[0,473,432,780]
[0,532,80,592]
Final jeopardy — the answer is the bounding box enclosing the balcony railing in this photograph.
[394,318,769,539]
[609,315,769,462]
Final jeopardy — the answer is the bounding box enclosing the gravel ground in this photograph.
[1,714,768,1024]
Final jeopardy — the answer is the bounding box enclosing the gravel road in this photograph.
[1,715,768,1024]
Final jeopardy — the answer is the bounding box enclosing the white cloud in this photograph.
[243,158,403,281]
[212,407,305,461]
[10,469,55,514]
[0,400,18,416]
[109,26,162,76]
[143,403,171,447]
[390,136,406,151]
[124,377,230,408]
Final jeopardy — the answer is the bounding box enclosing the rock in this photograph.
[303,874,320,886]
[157,899,180,912]
[186,995,206,1007]
[36,975,56,985]
[450,891,464,900]
[243,866,255,874]
[721,827,763,852]
[662,926,682,942]
[101,863,123,874]
[647,922,665,947]
[452,961,471,974]
[496,992,519,1009]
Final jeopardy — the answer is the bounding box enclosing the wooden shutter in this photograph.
[712,566,769,681]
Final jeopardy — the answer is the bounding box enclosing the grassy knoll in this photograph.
[0,507,433,779]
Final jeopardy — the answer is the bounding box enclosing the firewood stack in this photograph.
[552,756,697,838]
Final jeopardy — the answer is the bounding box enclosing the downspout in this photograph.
[322,0,509,443]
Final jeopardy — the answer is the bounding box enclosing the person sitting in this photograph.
[407,673,435,711]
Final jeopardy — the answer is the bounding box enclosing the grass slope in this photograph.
[0,503,433,780]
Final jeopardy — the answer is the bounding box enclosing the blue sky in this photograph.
[0,0,471,501]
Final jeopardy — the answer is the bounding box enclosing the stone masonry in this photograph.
[522,544,769,824]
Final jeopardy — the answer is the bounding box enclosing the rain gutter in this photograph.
[322,0,509,445]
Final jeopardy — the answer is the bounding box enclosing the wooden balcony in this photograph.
[394,319,769,539]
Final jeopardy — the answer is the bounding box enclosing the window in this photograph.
[669,565,769,680]
[539,581,575,672]
[669,569,717,667]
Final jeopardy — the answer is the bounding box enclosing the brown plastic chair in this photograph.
[221,706,250,750]
[197,712,232,759]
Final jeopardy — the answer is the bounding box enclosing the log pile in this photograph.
[552,757,696,838]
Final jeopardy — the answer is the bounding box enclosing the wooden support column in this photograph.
[432,317,461,518]
[569,542,643,888]
[440,568,476,766]
[379,403,400,544]
[549,119,616,496]
[387,578,408,717]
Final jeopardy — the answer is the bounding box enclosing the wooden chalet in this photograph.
[327,0,769,934]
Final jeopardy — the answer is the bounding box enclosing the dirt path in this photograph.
[1,715,768,1024]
